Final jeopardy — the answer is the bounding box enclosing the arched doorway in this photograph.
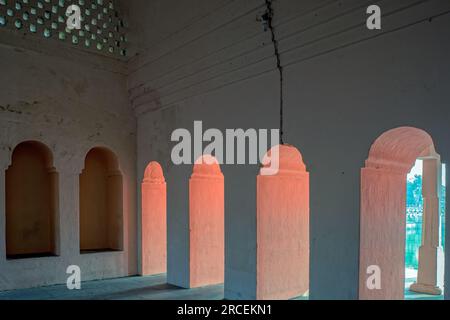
[359,127,445,299]
[5,141,59,259]
[141,161,167,276]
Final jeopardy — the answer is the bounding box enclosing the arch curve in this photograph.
[84,146,120,172]
[366,127,435,174]
[8,141,55,169]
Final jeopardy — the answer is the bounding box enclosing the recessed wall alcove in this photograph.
[5,141,59,260]
[79,147,123,254]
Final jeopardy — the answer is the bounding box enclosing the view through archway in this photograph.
[405,159,446,300]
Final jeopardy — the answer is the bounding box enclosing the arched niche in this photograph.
[141,161,167,276]
[256,144,309,299]
[359,127,444,299]
[5,141,59,259]
[79,147,123,253]
[189,155,224,288]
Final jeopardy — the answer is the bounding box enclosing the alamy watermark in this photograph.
[66,265,81,290]
[366,5,381,30]
[366,265,381,290]
[66,5,82,31]
[171,121,280,175]
[66,4,381,34]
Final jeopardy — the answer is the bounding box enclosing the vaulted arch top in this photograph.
[366,127,435,174]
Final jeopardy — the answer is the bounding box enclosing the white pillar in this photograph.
[410,158,445,295]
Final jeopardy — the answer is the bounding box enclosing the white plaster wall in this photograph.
[129,0,450,299]
[0,40,137,291]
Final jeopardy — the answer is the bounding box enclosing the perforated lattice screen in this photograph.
[0,0,127,57]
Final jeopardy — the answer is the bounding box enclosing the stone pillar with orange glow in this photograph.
[359,166,406,300]
[141,162,167,276]
[410,158,445,295]
[359,127,437,300]
[189,155,224,288]
[256,145,310,300]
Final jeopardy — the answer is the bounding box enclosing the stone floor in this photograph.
[0,271,443,300]
[0,274,224,300]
